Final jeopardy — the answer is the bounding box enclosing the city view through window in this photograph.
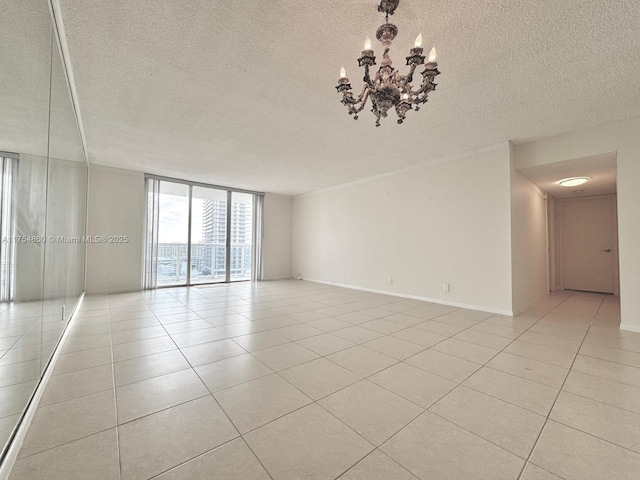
[156,182,253,286]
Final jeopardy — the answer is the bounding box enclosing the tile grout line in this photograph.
[576,348,640,369]
[370,300,568,465]
[12,302,121,466]
[556,369,640,408]
[179,288,576,450]
[334,448,419,480]
[316,303,564,475]
[154,284,276,480]
[542,415,640,457]
[156,289,276,480]
[176,291,416,478]
[368,293,580,476]
[515,291,604,480]
[108,294,124,480]
[11,285,630,479]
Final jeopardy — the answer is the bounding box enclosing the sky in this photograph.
[158,195,203,243]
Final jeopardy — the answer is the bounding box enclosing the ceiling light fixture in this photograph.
[335,0,441,126]
[558,177,589,187]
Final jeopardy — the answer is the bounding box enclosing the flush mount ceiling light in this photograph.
[558,177,590,187]
[335,0,441,126]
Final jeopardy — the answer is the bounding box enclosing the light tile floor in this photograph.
[0,300,74,449]
[7,280,640,479]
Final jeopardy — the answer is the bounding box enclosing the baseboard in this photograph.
[620,323,640,333]
[0,293,85,479]
[85,285,141,295]
[303,278,514,316]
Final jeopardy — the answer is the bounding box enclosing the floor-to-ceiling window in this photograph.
[144,176,262,289]
[157,181,190,286]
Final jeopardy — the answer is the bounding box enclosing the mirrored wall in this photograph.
[0,0,88,461]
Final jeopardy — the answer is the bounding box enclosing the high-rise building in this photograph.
[200,199,227,278]
[202,199,227,244]
[198,199,252,279]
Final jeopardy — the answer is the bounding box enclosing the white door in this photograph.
[559,195,616,293]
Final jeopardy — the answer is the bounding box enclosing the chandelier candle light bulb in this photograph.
[335,0,441,126]
[429,46,437,63]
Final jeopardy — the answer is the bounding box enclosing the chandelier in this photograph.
[335,0,440,126]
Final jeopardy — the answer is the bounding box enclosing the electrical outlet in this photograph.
[443,283,450,292]
[387,276,393,285]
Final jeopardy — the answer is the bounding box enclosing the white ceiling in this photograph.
[55,0,640,195]
[0,0,52,158]
[0,0,86,163]
[517,152,617,199]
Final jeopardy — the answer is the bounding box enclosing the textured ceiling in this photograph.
[518,153,617,199]
[57,0,640,195]
[0,0,52,158]
[0,0,86,163]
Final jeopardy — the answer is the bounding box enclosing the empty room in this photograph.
[1,1,640,479]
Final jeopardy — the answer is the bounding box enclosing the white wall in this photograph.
[262,193,292,280]
[514,115,640,332]
[510,154,548,313]
[86,166,145,294]
[292,145,515,314]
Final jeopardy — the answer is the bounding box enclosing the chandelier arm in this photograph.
[341,85,371,119]
[354,84,369,105]
[405,84,420,97]
[411,75,436,97]
[414,92,430,104]
[403,64,418,84]
[353,90,370,114]
[410,84,428,97]
[414,86,436,104]
[340,84,367,106]
[363,65,376,88]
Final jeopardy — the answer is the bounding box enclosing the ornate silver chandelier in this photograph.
[336,0,440,126]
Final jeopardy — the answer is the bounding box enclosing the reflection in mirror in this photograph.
[42,23,88,369]
[0,0,52,456]
[0,0,88,462]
